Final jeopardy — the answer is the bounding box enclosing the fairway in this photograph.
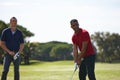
[0,60,120,80]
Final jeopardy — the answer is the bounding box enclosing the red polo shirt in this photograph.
[72,28,95,57]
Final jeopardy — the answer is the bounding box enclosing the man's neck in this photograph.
[75,28,80,34]
[10,27,17,32]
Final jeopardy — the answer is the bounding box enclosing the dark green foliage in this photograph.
[91,32,120,63]
[30,41,73,61]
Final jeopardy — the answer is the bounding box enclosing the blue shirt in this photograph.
[0,28,24,52]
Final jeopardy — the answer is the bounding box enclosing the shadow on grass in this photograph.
[20,60,45,66]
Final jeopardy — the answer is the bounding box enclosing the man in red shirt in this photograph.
[70,19,96,80]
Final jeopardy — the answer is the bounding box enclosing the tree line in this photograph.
[0,20,120,64]
[91,32,120,63]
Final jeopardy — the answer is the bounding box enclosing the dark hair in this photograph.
[70,19,78,24]
[10,17,17,22]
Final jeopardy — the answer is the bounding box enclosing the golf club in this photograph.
[70,58,84,80]
[70,63,79,80]
[13,52,19,60]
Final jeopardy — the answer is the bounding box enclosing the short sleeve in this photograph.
[19,32,24,43]
[72,35,77,44]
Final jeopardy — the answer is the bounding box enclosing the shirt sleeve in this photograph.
[19,32,24,43]
[72,35,77,44]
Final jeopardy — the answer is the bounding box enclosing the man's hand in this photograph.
[76,58,84,65]
[9,51,15,56]
[74,62,79,69]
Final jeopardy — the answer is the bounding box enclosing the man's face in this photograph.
[71,21,79,31]
[10,18,17,30]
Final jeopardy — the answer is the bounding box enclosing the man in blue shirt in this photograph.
[0,17,24,80]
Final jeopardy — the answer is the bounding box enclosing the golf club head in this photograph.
[13,52,19,60]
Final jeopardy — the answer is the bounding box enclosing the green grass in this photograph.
[0,60,120,80]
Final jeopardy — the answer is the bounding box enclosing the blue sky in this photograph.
[0,0,120,43]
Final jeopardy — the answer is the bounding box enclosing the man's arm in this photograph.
[79,41,88,60]
[73,43,78,63]
[0,41,15,56]
[18,43,24,54]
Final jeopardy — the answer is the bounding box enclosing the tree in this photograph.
[91,32,120,63]
[0,20,8,63]
[29,41,73,61]
[50,44,72,60]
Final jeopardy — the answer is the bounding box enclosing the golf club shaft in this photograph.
[70,67,77,80]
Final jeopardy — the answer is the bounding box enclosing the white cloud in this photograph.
[0,2,23,6]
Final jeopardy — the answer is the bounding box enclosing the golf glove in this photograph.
[13,52,19,60]
[74,62,79,70]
